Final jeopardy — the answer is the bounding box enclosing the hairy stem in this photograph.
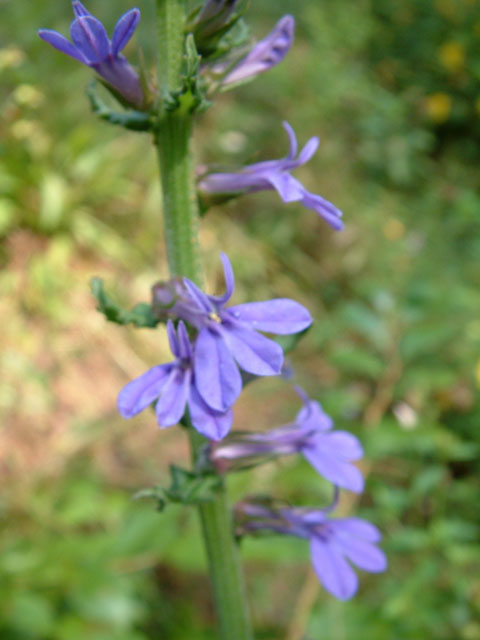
[155,113,202,280]
[154,2,253,638]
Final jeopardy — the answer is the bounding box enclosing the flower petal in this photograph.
[209,252,235,306]
[198,171,264,195]
[188,384,233,440]
[112,8,140,56]
[263,172,306,202]
[282,121,298,159]
[296,136,320,166]
[117,364,172,418]
[295,400,333,433]
[227,299,312,335]
[94,57,143,107]
[166,319,180,358]
[220,323,283,376]
[310,538,359,600]
[223,14,295,85]
[70,15,110,64]
[194,328,242,411]
[337,536,387,573]
[330,518,382,543]
[303,444,364,493]
[300,191,344,230]
[38,30,87,63]
[72,1,91,18]
[183,278,214,313]
[155,367,190,427]
[176,320,192,360]
[321,431,364,461]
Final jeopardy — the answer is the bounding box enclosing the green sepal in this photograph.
[133,465,223,511]
[205,16,250,63]
[90,277,160,328]
[162,35,211,114]
[86,82,152,131]
[187,1,250,61]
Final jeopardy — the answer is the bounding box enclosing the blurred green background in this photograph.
[1,0,480,638]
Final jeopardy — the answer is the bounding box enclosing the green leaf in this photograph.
[133,465,222,512]
[86,82,152,131]
[166,465,222,505]
[90,277,160,328]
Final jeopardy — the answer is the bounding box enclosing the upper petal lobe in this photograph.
[38,30,87,63]
[70,15,110,64]
[112,8,140,56]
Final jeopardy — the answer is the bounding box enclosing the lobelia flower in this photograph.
[211,388,364,492]
[196,0,241,34]
[164,253,312,413]
[198,121,344,230]
[218,15,295,87]
[118,320,232,440]
[237,502,387,600]
[38,1,144,108]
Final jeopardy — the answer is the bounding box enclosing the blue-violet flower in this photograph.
[237,503,387,600]
[38,1,144,108]
[211,389,364,492]
[165,253,312,413]
[198,121,344,230]
[219,15,295,86]
[118,320,232,440]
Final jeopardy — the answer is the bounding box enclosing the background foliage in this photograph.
[1,0,480,638]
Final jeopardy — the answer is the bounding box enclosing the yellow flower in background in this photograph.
[383,218,405,241]
[475,359,480,388]
[438,41,465,73]
[425,92,452,122]
[13,85,45,109]
[0,46,25,71]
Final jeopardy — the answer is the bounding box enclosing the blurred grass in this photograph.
[1,0,480,638]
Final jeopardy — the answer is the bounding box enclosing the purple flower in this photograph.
[170,253,312,413]
[211,389,364,492]
[118,321,232,440]
[38,2,144,108]
[219,15,295,86]
[198,122,344,230]
[237,503,387,600]
[196,0,240,33]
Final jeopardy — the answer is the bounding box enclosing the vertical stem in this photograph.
[155,0,200,281]
[156,0,185,93]
[155,113,202,280]
[154,2,253,638]
[189,430,253,640]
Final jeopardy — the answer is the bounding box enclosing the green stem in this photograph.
[190,430,253,640]
[155,113,202,280]
[154,2,253,638]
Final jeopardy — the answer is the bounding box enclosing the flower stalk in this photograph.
[154,1,253,637]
